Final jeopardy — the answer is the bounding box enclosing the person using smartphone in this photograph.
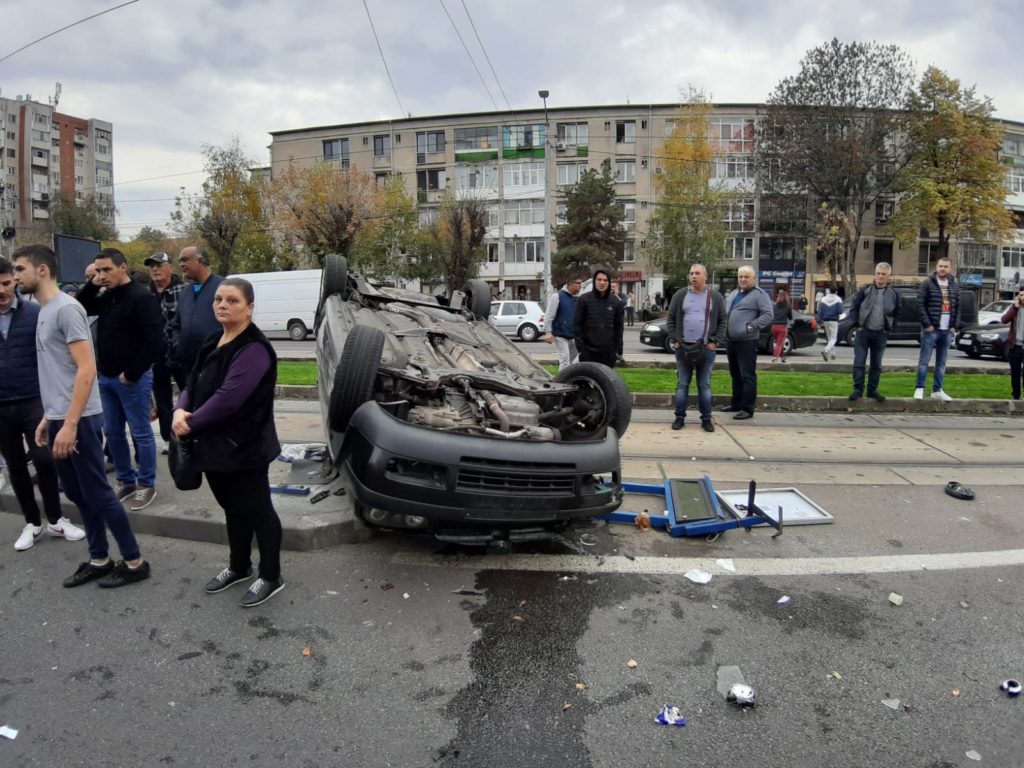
[1001,288,1024,400]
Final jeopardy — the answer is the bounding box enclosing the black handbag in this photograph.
[168,435,203,491]
[678,290,712,366]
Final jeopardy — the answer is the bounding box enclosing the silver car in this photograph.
[489,300,545,342]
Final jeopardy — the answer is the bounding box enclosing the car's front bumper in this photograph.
[957,330,1005,357]
[340,402,624,528]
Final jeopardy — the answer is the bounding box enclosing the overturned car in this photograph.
[315,254,630,543]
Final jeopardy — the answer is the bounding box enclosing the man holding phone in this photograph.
[1000,287,1024,400]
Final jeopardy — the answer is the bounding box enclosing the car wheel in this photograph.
[328,325,385,433]
[663,336,674,354]
[462,279,492,319]
[966,350,981,359]
[518,324,539,342]
[845,326,859,346]
[783,334,794,356]
[321,253,350,302]
[554,362,632,439]
[287,320,307,341]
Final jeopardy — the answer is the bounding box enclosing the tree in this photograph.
[888,66,1014,263]
[171,136,262,275]
[812,203,856,289]
[135,226,167,249]
[646,90,730,288]
[350,175,419,282]
[267,162,374,266]
[758,38,916,292]
[553,159,624,284]
[46,194,117,241]
[415,195,488,294]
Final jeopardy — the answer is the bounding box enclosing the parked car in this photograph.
[837,287,978,345]
[315,254,629,544]
[977,300,1013,325]
[956,323,1010,360]
[639,312,818,356]
[489,300,545,342]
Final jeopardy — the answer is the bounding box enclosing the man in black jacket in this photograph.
[168,246,224,381]
[914,257,961,402]
[573,265,624,368]
[77,248,164,511]
[847,262,902,402]
[146,252,186,447]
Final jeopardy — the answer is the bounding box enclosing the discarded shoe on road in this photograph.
[944,481,975,501]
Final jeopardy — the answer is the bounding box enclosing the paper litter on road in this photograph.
[966,750,981,761]
[888,592,904,606]
[0,725,18,740]
[881,698,901,710]
[684,569,712,585]
[716,558,736,572]
[777,595,791,605]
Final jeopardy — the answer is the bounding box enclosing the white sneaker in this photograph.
[47,517,86,541]
[931,390,953,402]
[15,523,44,551]
[913,388,925,400]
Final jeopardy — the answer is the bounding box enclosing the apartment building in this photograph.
[268,105,1024,304]
[0,92,114,243]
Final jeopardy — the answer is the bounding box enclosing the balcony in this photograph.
[372,154,392,169]
[417,151,446,166]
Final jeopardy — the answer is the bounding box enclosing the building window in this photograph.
[75,175,84,184]
[710,118,755,153]
[556,203,567,225]
[418,208,439,227]
[875,200,894,223]
[453,163,498,190]
[619,201,636,226]
[621,241,636,263]
[958,242,999,277]
[322,138,349,166]
[486,243,499,263]
[454,126,499,152]
[503,125,544,151]
[724,198,755,232]
[713,155,752,179]
[503,161,544,187]
[615,121,636,144]
[615,160,636,183]
[416,168,446,192]
[557,162,587,185]
[97,143,109,156]
[556,122,588,145]
[6,166,15,176]
[1003,138,1021,156]
[503,200,545,226]
[375,172,390,188]
[5,131,14,140]
[5,148,14,158]
[1005,169,1024,194]
[416,130,445,162]
[31,129,47,142]
[1002,245,1024,268]
[7,114,15,123]
[504,239,544,263]
[373,135,391,157]
[724,237,755,260]
[34,113,47,125]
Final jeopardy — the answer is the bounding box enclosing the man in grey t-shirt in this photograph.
[13,244,150,589]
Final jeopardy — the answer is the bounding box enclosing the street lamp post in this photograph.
[539,89,553,304]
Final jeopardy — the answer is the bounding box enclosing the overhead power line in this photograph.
[0,0,142,65]
[362,0,406,117]
[438,0,499,112]
[459,0,513,112]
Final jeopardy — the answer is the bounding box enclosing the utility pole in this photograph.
[539,89,552,304]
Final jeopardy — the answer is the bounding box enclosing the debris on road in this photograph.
[0,725,18,740]
[1000,679,1022,697]
[945,481,976,500]
[380,581,394,591]
[655,705,686,726]
[309,489,331,504]
[684,569,713,585]
[452,587,485,596]
[562,703,572,712]
[777,595,791,605]
[716,558,736,572]
[960,600,970,609]
[512,615,525,622]
[966,750,981,761]
[402,592,410,599]
[579,533,597,546]
[881,698,901,710]
[635,511,651,530]
[717,665,746,697]
[727,684,756,707]
[888,593,904,606]
[627,659,638,669]
[576,682,588,690]
[831,671,842,680]
[302,646,312,657]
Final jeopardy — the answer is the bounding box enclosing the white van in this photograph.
[230,269,322,340]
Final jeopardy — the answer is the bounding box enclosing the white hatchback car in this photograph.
[489,300,545,342]
[977,300,1012,325]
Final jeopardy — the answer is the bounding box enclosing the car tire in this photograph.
[966,350,981,359]
[462,279,491,319]
[518,324,539,342]
[845,326,859,347]
[287,320,307,341]
[784,334,794,356]
[554,362,632,439]
[322,253,350,302]
[328,325,385,433]
[663,335,674,354]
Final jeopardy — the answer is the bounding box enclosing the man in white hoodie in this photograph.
[816,288,844,361]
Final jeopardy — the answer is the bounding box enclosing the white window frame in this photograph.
[615,160,636,183]
[557,162,587,185]
[616,121,636,144]
[556,122,588,145]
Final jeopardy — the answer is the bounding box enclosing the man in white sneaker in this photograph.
[0,257,85,550]
[816,288,843,361]
[914,257,961,402]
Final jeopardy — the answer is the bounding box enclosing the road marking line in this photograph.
[392,549,1024,577]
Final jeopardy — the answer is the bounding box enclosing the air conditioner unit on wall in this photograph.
[555,142,567,151]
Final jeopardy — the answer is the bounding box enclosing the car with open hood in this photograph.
[315,254,630,545]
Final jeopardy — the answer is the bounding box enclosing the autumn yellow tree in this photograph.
[350,174,419,281]
[267,162,375,266]
[888,66,1014,262]
[646,89,729,288]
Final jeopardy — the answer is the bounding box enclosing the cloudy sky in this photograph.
[2,0,1022,238]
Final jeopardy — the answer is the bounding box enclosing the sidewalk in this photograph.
[3,401,1023,552]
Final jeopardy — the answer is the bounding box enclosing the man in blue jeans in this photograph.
[914,257,961,402]
[847,262,902,402]
[666,264,727,433]
[12,244,150,588]
[76,248,164,511]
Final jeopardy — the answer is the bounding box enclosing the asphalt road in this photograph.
[3,496,1024,768]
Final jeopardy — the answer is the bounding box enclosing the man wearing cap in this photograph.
[573,265,624,368]
[168,246,223,380]
[146,252,185,448]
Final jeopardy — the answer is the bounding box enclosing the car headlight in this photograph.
[979,333,1000,341]
[642,324,660,334]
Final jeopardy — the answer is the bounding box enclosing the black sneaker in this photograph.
[671,418,685,430]
[720,405,742,413]
[63,560,115,588]
[204,567,254,594]
[239,577,285,608]
[848,391,863,401]
[97,560,151,588]
[867,391,887,402]
[701,419,715,433]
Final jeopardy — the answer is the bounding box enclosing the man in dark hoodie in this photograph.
[573,265,624,368]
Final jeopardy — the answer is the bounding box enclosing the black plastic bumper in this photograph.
[339,402,623,527]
